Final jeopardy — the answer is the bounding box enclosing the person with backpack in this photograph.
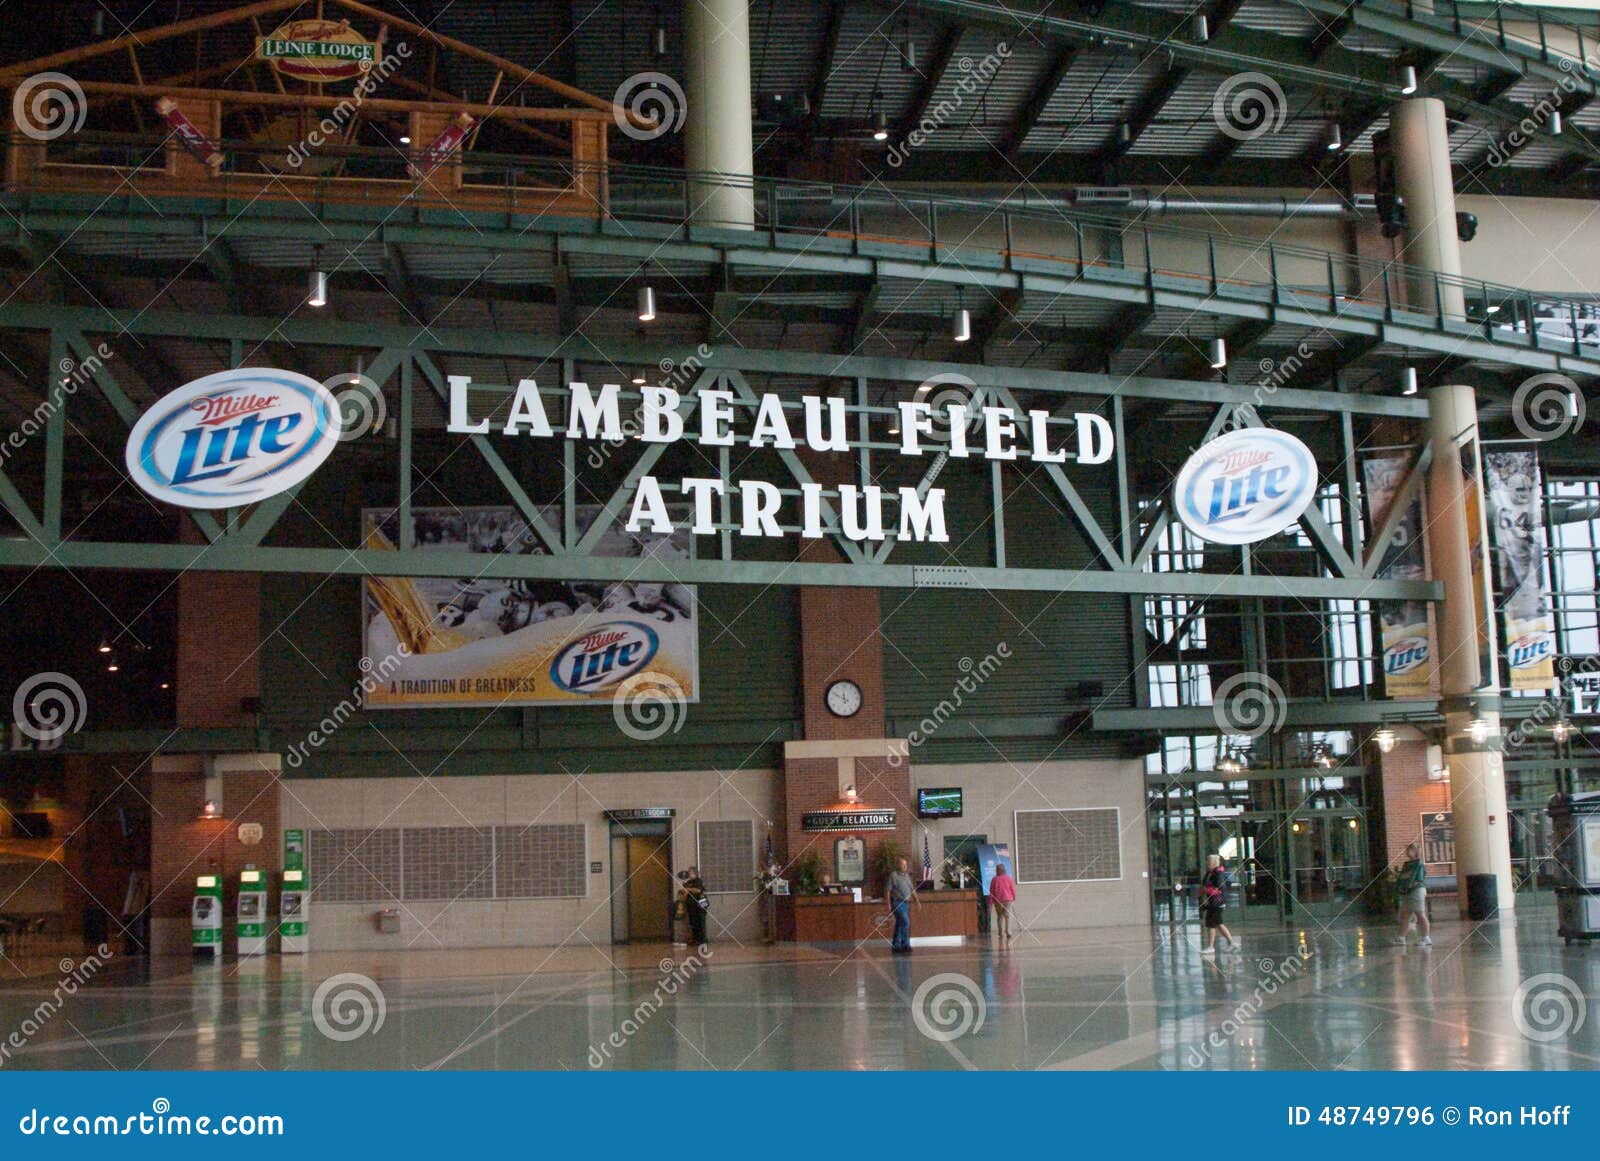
[1394,843,1432,947]
[1199,854,1238,955]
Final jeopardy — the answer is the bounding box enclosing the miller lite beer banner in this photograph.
[1172,427,1319,545]
[1361,453,1434,699]
[155,97,225,172]
[1485,450,1558,690]
[360,505,698,709]
[1460,437,1499,687]
[124,369,341,508]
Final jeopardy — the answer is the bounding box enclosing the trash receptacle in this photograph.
[1466,873,1498,920]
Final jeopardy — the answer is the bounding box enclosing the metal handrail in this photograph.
[8,130,1598,354]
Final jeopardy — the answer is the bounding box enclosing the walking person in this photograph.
[1393,843,1432,947]
[1199,854,1238,955]
[989,863,1018,941]
[886,856,917,954]
[683,866,710,948]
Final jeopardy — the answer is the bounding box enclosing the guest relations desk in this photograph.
[775,890,980,942]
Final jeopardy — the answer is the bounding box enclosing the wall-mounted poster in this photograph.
[1421,811,1455,877]
[360,505,698,709]
[835,836,865,884]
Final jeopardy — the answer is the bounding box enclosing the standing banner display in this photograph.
[360,505,697,709]
[1484,450,1559,690]
[1362,453,1434,698]
[1460,437,1500,689]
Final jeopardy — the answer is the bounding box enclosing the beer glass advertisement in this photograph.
[1484,450,1558,691]
[360,505,698,708]
[1361,453,1434,698]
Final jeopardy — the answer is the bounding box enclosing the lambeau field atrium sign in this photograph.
[444,375,1115,545]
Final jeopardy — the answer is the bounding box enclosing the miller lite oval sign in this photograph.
[1173,428,1319,545]
[550,621,661,694]
[125,369,342,508]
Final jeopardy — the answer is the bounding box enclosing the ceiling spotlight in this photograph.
[872,111,889,142]
[1325,120,1343,151]
[1207,337,1227,369]
[1402,366,1419,395]
[307,259,327,308]
[160,682,171,690]
[1373,725,1397,754]
[398,133,411,145]
[97,639,112,654]
[1551,110,1563,136]
[1400,64,1418,95]
[654,23,668,57]
[637,285,656,322]
[106,660,120,673]
[1466,701,1492,745]
[1116,122,1132,147]
[631,370,647,386]
[953,307,972,343]
[1552,719,1574,743]
[1193,13,1210,42]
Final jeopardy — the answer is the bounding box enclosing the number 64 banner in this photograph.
[1484,450,1558,691]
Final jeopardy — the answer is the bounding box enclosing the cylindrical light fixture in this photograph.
[637,285,656,322]
[631,370,648,385]
[307,268,328,308]
[1325,120,1343,151]
[1193,13,1209,42]
[953,308,972,343]
[1402,366,1419,395]
[1400,64,1418,95]
[1207,337,1227,369]
[654,23,668,57]
[1117,121,1132,147]
[872,112,889,142]
[1551,110,1563,135]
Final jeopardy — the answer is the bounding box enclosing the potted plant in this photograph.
[793,851,822,895]
[873,839,906,893]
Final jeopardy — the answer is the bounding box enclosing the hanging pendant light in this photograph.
[1207,337,1227,369]
[953,308,972,343]
[637,285,656,322]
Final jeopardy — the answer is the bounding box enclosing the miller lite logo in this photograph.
[1173,428,1318,545]
[1508,631,1554,670]
[1384,636,1430,675]
[126,369,341,508]
[549,621,660,693]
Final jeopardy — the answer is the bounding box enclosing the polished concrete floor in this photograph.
[1,914,1596,1070]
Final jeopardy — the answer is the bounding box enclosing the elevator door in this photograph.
[609,822,673,944]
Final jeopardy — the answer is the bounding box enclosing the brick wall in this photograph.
[148,763,281,953]
[1379,738,1452,868]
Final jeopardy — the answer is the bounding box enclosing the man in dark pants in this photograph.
[887,857,916,954]
[683,866,709,947]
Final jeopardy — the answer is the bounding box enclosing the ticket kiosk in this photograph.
[191,874,222,960]
[279,869,309,953]
[237,866,269,956]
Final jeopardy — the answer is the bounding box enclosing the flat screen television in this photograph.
[917,787,963,819]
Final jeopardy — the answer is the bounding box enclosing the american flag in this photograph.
[765,828,775,864]
[922,832,933,882]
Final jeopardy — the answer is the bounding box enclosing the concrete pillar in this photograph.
[1425,384,1515,916]
[1390,98,1465,317]
[684,0,755,228]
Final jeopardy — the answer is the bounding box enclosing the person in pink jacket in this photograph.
[990,865,1018,941]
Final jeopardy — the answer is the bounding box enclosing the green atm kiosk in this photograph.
[237,866,268,956]
[279,828,309,954]
[191,873,222,960]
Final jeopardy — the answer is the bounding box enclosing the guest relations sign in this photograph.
[803,810,897,832]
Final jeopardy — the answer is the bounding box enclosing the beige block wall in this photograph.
[1458,195,1600,294]
[909,758,1151,930]
[281,769,778,951]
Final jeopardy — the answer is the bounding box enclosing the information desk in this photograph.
[775,890,979,942]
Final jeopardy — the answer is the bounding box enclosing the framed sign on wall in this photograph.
[835,836,866,884]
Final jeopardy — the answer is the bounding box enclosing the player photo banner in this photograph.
[1362,453,1434,698]
[360,505,698,709]
[1484,450,1558,691]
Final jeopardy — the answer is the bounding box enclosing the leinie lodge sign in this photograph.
[256,20,377,83]
[445,376,1115,545]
